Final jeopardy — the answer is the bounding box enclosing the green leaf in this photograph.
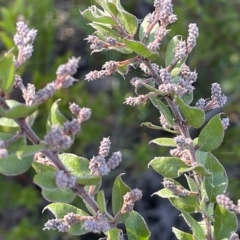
[171,57,187,77]
[149,157,188,178]
[15,144,46,159]
[0,154,33,176]
[3,103,39,119]
[59,153,101,186]
[198,114,224,152]
[46,99,67,131]
[106,229,124,240]
[80,6,117,25]
[0,54,15,93]
[214,204,237,240]
[94,0,119,17]
[148,95,174,127]
[172,227,194,240]
[125,211,151,240]
[112,174,131,221]
[197,152,228,202]
[181,210,205,240]
[139,14,159,44]
[141,122,178,134]
[96,190,107,213]
[34,172,57,189]
[176,97,205,128]
[32,161,56,173]
[178,164,211,177]
[155,188,198,213]
[149,137,177,147]
[165,35,181,67]
[123,39,158,60]
[118,10,138,36]
[185,174,198,192]
[42,188,76,203]
[43,203,89,235]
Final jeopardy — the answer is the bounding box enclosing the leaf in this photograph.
[155,188,198,213]
[178,164,211,177]
[42,188,76,203]
[214,204,237,240]
[185,175,198,192]
[141,122,178,134]
[96,190,107,213]
[148,95,174,127]
[43,203,89,235]
[3,103,39,119]
[0,54,15,93]
[118,10,138,36]
[165,36,181,67]
[123,39,158,60]
[80,6,117,25]
[139,14,159,44]
[32,161,56,173]
[149,137,177,147]
[15,144,46,159]
[0,154,33,176]
[125,211,151,240]
[198,153,228,202]
[181,210,205,240]
[198,114,224,152]
[46,99,67,131]
[59,153,101,186]
[172,227,194,240]
[176,97,205,128]
[34,172,57,189]
[106,229,124,240]
[94,0,118,17]
[112,174,131,222]
[149,157,188,178]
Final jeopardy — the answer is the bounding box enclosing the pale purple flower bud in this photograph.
[163,179,176,190]
[229,232,240,240]
[16,21,29,36]
[121,189,142,213]
[0,148,8,158]
[221,117,229,130]
[44,125,72,150]
[195,98,206,108]
[22,44,33,61]
[62,119,80,136]
[216,194,235,210]
[83,219,102,233]
[168,14,177,23]
[56,57,79,77]
[99,137,111,157]
[159,68,172,83]
[124,95,148,106]
[34,82,56,103]
[61,76,77,88]
[63,212,78,226]
[89,156,110,176]
[102,61,117,71]
[211,83,227,107]
[159,114,170,129]
[43,219,61,231]
[14,33,24,47]
[25,29,37,43]
[0,140,5,148]
[14,75,24,89]
[22,83,36,105]
[78,107,92,122]
[69,102,81,116]
[187,23,199,52]
[107,151,122,170]
[175,40,186,60]
[55,170,76,189]
[174,135,187,147]
[106,37,117,45]
[130,77,143,89]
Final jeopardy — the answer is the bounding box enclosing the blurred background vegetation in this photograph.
[0,0,240,239]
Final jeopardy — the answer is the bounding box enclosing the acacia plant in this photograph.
[0,0,239,239]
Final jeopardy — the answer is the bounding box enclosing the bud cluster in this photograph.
[89,137,122,176]
[14,21,37,67]
[55,170,76,189]
[163,179,189,197]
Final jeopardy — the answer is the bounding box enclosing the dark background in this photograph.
[0,0,240,239]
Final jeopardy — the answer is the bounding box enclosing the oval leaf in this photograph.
[172,227,194,240]
[148,157,188,178]
[0,154,33,176]
[214,204,237,240]
[42,188,76,203]
[198,114,224,152]
[125,211,151,240]
[34,172,57,189]
[176,97,205,128]
[0,54,15,93]
[149,137,177,147]
[165,35,181,66]
[123,39,158,60]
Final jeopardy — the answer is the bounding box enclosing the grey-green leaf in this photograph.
[149,137,177,147]
[214,204,237,240]
[198,114,224,152]
[172,227,194,240]
[176,97,205,128]
[125,211,151,240]
[42,188,76,203]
